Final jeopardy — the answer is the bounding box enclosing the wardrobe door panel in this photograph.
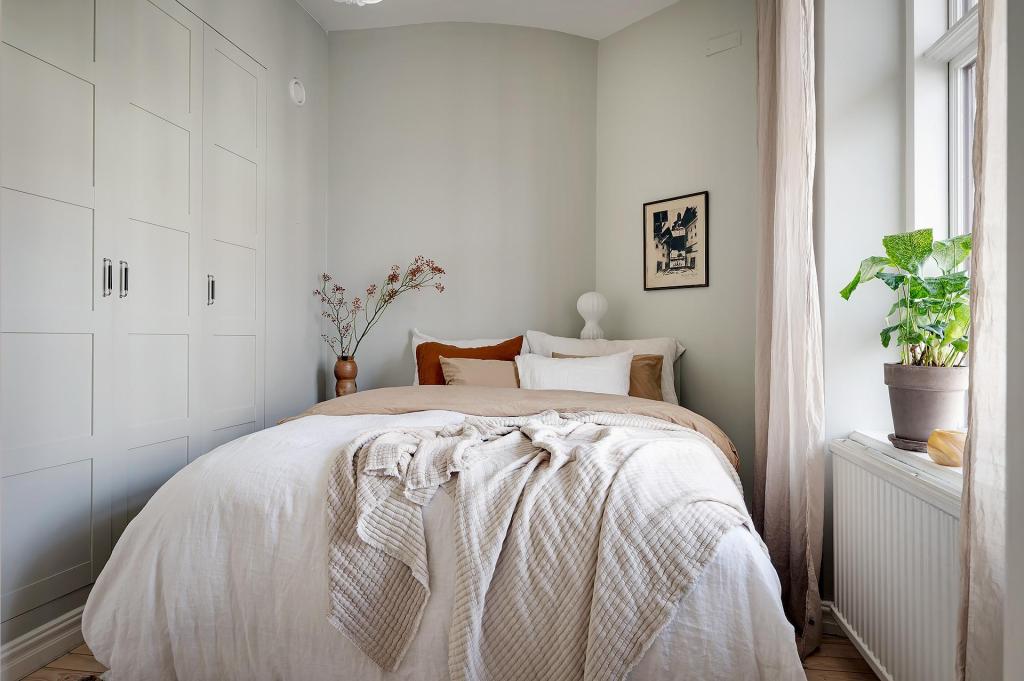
[206,146,258,248]
[201,28,265,452]
[126,334,189,428]
[206,421,255,454]
[109,0,204,544]
[208,335,256,426]
[125,219,190,319]
[0,333,94,452]
[0,0,111,630]
[127,107,191,229]
[1,0,96,77]
[126,437,188,521]
[0,189,94,325]
[127,0,192,122]
[0,461,93,620]
[206,46,258,161]
[0,43,94,208]
[210,241,256,324]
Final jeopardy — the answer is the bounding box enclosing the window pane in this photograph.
[960,60,976,235]
[954,0,979,24]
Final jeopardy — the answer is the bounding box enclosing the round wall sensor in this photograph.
[289,78,306,106]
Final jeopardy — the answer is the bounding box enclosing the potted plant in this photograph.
[315,256,446,397]
[840,228,971,451]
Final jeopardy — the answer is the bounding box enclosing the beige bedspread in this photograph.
[324,410,753,681]
[296,386,739,469]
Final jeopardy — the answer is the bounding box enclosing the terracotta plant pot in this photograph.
[334,356,358,397]
[884,363,968,450]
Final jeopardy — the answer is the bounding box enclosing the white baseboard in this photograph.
[1,606,84,681]
[822,601,894,681]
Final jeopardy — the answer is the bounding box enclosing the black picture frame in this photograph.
[642,190,710,291]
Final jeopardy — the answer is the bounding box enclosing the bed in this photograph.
[82,386,805,680]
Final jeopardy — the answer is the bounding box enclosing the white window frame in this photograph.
[948,53,975,237]
[923,4,979,237]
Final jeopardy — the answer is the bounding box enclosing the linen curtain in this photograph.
[957,0,1007,678]
[753,0,825,659]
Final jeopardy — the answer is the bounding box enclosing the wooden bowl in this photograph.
[926,429,966,467]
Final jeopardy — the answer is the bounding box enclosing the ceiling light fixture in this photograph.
[334,0,383,5]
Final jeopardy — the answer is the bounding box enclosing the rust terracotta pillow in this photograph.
[552,352,664,401]
[416,336,524,385]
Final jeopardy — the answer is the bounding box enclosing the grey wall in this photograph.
[817,0,903,445]
[326,23,597,389]
[815,0,906,601]
[180,0,330,421]
[1007,0,1022,674]
[594,0,757,492]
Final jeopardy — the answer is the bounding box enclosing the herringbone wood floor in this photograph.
[803,633,881,680]
[21,644,105,680]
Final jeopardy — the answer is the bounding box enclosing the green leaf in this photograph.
[942,303,971,346]
[883,229,934,274]
[859,256,891,282]
[897,328,925,346]
[908,275,938,299]
[887,298,910,317]
[839,271,861,300]
[880,324,901,347]
[942,323,967,347]
[952,302,971,326]
[877,272,907,291]
[925,272,969,297]
[952,338,969,353]
[932,234,972,273]
[839,256,891,300]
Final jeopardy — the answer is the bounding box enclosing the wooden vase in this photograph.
[334,356,358,397]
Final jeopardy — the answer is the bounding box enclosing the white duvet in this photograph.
[83,411,805,681]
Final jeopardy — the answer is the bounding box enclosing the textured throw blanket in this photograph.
[296,385,739,469]
[326,410,754,681]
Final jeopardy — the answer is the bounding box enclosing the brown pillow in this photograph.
[551,352,664,401]
[440,357,520,388]
[416,336,524,385]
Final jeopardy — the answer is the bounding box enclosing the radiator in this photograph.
[830,436,962,681]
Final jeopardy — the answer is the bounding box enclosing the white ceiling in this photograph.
[296,0,678,40]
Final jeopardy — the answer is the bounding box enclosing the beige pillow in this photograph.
[552,353,663,402]
[526,331,683,404]
[439,357,519,388]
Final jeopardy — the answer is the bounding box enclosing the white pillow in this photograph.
[524,330,685,404]
[410,329,530,385]
[515,352,633,396]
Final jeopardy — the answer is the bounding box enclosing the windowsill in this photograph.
[849,430,964,494]
[830,432,963,518]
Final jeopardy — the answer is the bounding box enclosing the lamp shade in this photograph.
[576,292,608,340]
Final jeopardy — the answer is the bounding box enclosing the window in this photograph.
[952,0,978,24]
[928,3,980,236]
[953,59,976,236]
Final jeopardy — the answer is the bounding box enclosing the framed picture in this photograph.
[642,191,709,290]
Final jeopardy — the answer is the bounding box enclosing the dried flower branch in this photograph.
[314,256,446,359]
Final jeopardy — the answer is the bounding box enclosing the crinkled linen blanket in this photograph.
[324,404,756,681]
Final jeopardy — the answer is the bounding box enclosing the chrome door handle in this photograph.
[103,258,113,297]
[207,274,215,305]
[119,260,129,298]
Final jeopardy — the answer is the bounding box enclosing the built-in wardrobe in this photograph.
[1,0,267,646]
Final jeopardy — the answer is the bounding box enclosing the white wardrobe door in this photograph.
[0,0,113,622]
[201,28,266,453]
[108,0,205,542]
